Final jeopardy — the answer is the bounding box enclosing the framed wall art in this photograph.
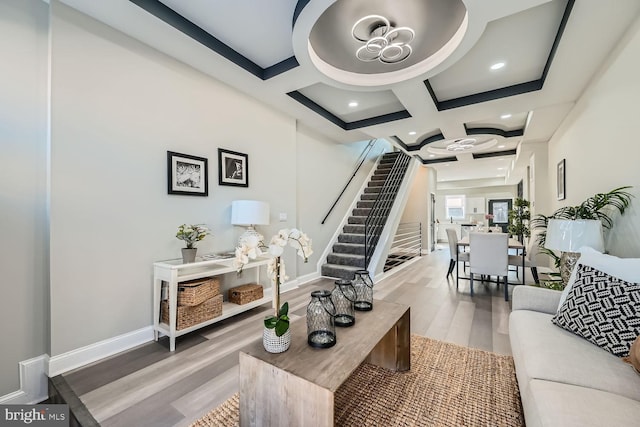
[557,159,566,200]
[167,151,208,196]
[218,148,248,187]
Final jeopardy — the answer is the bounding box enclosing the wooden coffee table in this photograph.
[239,299,410,426]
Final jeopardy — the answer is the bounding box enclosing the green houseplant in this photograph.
[176,224,210,263]
[531,186,633,269]
[507,198,531,243]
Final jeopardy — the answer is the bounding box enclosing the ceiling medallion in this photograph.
[352,15,414,64]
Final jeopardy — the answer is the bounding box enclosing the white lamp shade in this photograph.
[544,219,604,252]
[231,200,270,226]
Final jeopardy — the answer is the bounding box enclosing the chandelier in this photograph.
[352,15,414,64]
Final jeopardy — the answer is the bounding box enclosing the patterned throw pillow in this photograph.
[552,264,640,357]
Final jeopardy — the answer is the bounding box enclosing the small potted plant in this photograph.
[235,229,312,353]
[176,224,210,263]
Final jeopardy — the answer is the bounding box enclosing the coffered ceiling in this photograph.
[59,0,640,183]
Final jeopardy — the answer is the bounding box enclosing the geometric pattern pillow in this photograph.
[552,264,640,357]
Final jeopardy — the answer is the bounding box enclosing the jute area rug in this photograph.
[191,335,524,426]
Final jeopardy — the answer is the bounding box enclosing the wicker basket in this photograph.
[177,277,220,306]
[161,294,223,330]
[228,283,264,305]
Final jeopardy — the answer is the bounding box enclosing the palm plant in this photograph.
[531,186,633,267]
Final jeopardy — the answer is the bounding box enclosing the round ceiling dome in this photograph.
[307,0,468,86]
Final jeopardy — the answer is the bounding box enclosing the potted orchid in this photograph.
[176,224,210,263]
[234,229,313,353]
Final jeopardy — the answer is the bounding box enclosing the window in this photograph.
[445,195,465,220]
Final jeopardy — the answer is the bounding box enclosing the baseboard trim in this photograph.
[296,271,321,286]
[0,354,49,404]
[48,326,154,377]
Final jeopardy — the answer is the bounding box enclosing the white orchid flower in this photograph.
[269,244,284,257]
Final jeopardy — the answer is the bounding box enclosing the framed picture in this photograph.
[167,151,208,196]
[557,159,566,200]
[488,199,512,232]
[218,148,248,187]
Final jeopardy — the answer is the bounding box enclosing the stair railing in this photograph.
[384,222,422,271]
[321,139,378,225]
[364,152,411,268]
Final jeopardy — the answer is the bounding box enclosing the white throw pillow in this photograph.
[557,247,640,310]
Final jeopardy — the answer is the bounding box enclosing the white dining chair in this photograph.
[446,228,469,284]
[508,230,541,284]
[468,232,509,300]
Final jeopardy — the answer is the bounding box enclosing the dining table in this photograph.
[457,234,526,286]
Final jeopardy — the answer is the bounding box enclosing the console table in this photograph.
[239,299,410,426]
[153,256,270,351]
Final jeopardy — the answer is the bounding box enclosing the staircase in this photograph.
[321,152,409,280]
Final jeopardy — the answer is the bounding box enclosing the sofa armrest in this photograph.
[512,286,562,315]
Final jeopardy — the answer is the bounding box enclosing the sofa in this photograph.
[509,248,640,427]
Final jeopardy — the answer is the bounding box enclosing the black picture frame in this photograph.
[557,159,566,200]
[167,151,208,196]
[488,198,512,232]
[218,148,248,187]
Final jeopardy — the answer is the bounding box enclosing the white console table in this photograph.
[153,256,271,351]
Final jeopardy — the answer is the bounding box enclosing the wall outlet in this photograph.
[279,213,287,222]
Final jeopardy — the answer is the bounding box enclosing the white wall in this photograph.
[546,15,640,257]
[0,0,384,393]
[436,184,517,225]
[0,0,49,395]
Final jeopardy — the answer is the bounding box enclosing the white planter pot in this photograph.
[263,327,291,353]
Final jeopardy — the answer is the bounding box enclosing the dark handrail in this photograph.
[364,152,411,268]
[321,139,378,224]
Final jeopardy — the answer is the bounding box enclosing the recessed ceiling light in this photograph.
[490,62,505,70]
[500,114,512,119]
[429,154,435,158]
[409,131,416,135]
[497,167,505,170]
[498,145,505,148]
[348,101,358,108]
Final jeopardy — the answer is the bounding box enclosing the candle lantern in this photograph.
[307,290,336,348]
[353,269,374,311]
[331,279,356,327]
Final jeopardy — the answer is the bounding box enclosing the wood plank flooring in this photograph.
[62,244,535,426]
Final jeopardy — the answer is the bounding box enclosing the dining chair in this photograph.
[508,231,541,284]
[468,232,509,300]
[446,228,469,284]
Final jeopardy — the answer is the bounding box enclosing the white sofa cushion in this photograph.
[527,379,640,427]
[509,309,640,401]
[559,247,640,309]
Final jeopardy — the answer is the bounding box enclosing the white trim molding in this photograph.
[48,326,154,377]
[0,355,49,404]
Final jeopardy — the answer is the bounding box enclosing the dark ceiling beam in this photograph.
[417,156,458,164]
[424,0,575,111]
[391,133,445,152]
[464,124,524,138]
[129,0,299,80]
[287,91,411,130]
[472,149,517,159]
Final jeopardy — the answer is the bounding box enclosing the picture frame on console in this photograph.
[218,148,248,187]
[167,151,208,196]
[557,159,566,200]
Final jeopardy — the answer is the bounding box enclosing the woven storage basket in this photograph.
[161,294,222,330]
[177,277,220,307]
[228,283,263,305]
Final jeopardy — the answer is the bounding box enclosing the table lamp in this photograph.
[231,200,270,245]
[544,219,604,285]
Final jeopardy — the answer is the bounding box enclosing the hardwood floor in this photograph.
[62,245,534,426]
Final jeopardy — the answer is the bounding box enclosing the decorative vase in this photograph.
[263,327,291,353]
[181,248,197,264]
